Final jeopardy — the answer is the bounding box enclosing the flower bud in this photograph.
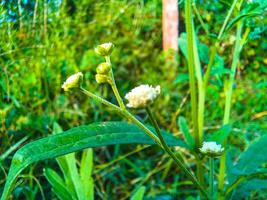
[94,42,114,56]
[199,141,224,157]
[62,72,83,91]
[96,62,111,74]
[95,74,109,84]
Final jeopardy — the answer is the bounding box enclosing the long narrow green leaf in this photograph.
[80,149,93,178]
[44,168,73,200]
[65,154,85,200]
[1,121,186,200]
[53,122,76,198]
[0,136,28,162]
[85,177,94,200]
[178,117,195,150]
[131,186,146,200]
[80,149,94,200]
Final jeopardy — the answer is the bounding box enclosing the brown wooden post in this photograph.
[162,0,178,51]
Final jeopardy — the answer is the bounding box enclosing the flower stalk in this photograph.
[145,107,209,199]
[209,157,215,199]
[218,20,244,199]
[79,86,209,198]
[105,56,126,109]
[185,0,206,190]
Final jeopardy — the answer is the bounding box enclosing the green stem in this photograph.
[185,0,199,149]
[203,43,219,91]
[218,21,244,199]
[192,2,209,35]
[80,87,209,198]
[185,0,206,189]
[203,0,239,89]
[145,107,209,199]
[105,56,126,109]
[192,28,204,146]
[80,87,160,145]
[209,157,215,199]
[217,0,239,40]
[80,87,122,113]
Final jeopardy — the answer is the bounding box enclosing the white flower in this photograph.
[94,42,114,56]
[62,72,83,91]
[125,85,160,108]
[199,141,224,156]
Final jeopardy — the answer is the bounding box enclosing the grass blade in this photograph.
[131,186,146,200]
[80,149,94,200]
[44,168,73,200]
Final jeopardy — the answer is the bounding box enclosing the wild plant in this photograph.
[1,0,266,200]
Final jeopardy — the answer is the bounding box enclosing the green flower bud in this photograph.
[95,74,109,84]
[96,62,111,74]
[62,72,83,91]
[94,42,114,56]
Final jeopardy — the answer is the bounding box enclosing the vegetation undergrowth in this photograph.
[0,0,266,199]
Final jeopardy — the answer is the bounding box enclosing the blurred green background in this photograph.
[0,0,266,199]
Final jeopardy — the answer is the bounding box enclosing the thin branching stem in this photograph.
[79,87,160,145]
[105,56,126,109]
[145,107,209,199]
[80,87,209,198]
[203,0,240,89]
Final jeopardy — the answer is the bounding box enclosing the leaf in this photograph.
[230,179,267,199]
[174,73,189,84]
[225,171,267,197]
[53,122,77,198]
[226,12,261,31]
[1,121,185,200]
[178,117,195,150]
[0,136,28,162]
[80,149,93,179]
[226,2,264,32]
[44,168,73,200]
[178,32,208,64]
[226,134,267,196]
[53,122,63,134]
[210,67,230,76]
[130,186,146,200]
[207,125,232,144]
[65,154,85,200]
[232,133,267,175]
[80,149,94,200]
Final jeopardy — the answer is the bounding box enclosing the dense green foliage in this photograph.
[0,0,266,199]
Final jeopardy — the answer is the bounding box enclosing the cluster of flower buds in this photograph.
[199,141,224,157]
[95,62,112,84]
[94,42,115,84]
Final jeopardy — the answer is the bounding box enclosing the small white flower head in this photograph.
[94,42,114,56]
[62,72,83,91]
[125,85,160,108]
[199,141,224,157]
